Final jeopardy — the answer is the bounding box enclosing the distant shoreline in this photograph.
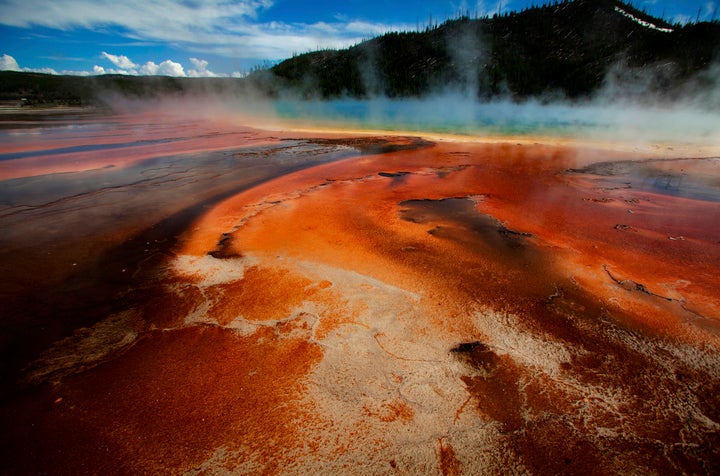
[264,121,720,160]
[0,102,100,115]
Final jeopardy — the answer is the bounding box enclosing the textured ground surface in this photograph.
[1,108,719,474]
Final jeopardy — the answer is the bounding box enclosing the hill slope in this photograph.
[269,0,720,100]
[1,0,718,105]
[0,72,271,106]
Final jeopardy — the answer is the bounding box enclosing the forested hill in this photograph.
[269,0,720,100]
[1,0,719,105]
[0,72,263,107]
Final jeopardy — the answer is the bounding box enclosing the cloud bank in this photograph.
[97,52,188,76]
[0,0,409,62]
[0,52,230,77]
[0,53,64,75]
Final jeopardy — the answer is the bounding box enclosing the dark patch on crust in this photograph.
[399,197,533,251]
[294,136,434,155]
[378,171,411,178]
[208,232,243,259]
[452,341,524,433]
[603,265,673,301]
[451,341,499,374]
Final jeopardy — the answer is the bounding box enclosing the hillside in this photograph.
[269,0,720,100]
[0,71,272,107]
[1,0,719,105]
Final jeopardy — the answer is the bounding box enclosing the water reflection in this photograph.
[570,157,720,202]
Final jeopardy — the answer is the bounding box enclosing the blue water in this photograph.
[275,98,573,135]
[273,97,720,144]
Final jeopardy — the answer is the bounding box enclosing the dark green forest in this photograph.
[270,0,720,99]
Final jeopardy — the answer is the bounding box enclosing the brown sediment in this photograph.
[3,326,323,475]
[184,139,720,338]
[0,115,364,399]
[2,111,720,474]
[167,136,720,473]
[207,265,315,324]
[363,398,415,423]
[438,437,462,476]
[452,344,526,434]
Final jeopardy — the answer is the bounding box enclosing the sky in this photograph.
[0,0,717,77]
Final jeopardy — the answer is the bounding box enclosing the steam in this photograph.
[270,93,720,146]
[242,14,720,148]
[99,86,720,151]
[96,40,720,149]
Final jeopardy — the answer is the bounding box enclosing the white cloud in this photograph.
[101,51,137,69]
[0,0,411,62]
[1,53,20,71]
[61,68,92,76]
[155,59,186,76]
[1,54,61,74]
[188,57,220,77]
[31,67,60,75]
[139,61,159,75]
[190,57,208,70]
[1,54,180,76]
[97,52,186,76]
[81,53,225,77]
[0,0,273,29]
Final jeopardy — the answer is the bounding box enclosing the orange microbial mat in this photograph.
[1,109,719,474]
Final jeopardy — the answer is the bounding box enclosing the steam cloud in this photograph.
[261,46,720,147]
[82,14,720,150]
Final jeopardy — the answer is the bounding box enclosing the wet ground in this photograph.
[1,108,719,474]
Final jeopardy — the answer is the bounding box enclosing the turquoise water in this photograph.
[273,97,720,144]
[274,98,578,135]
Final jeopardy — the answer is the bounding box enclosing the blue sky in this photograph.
[0,0,717,77]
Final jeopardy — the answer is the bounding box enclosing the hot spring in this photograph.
[273,96,720,144]
[1,99,719,475]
